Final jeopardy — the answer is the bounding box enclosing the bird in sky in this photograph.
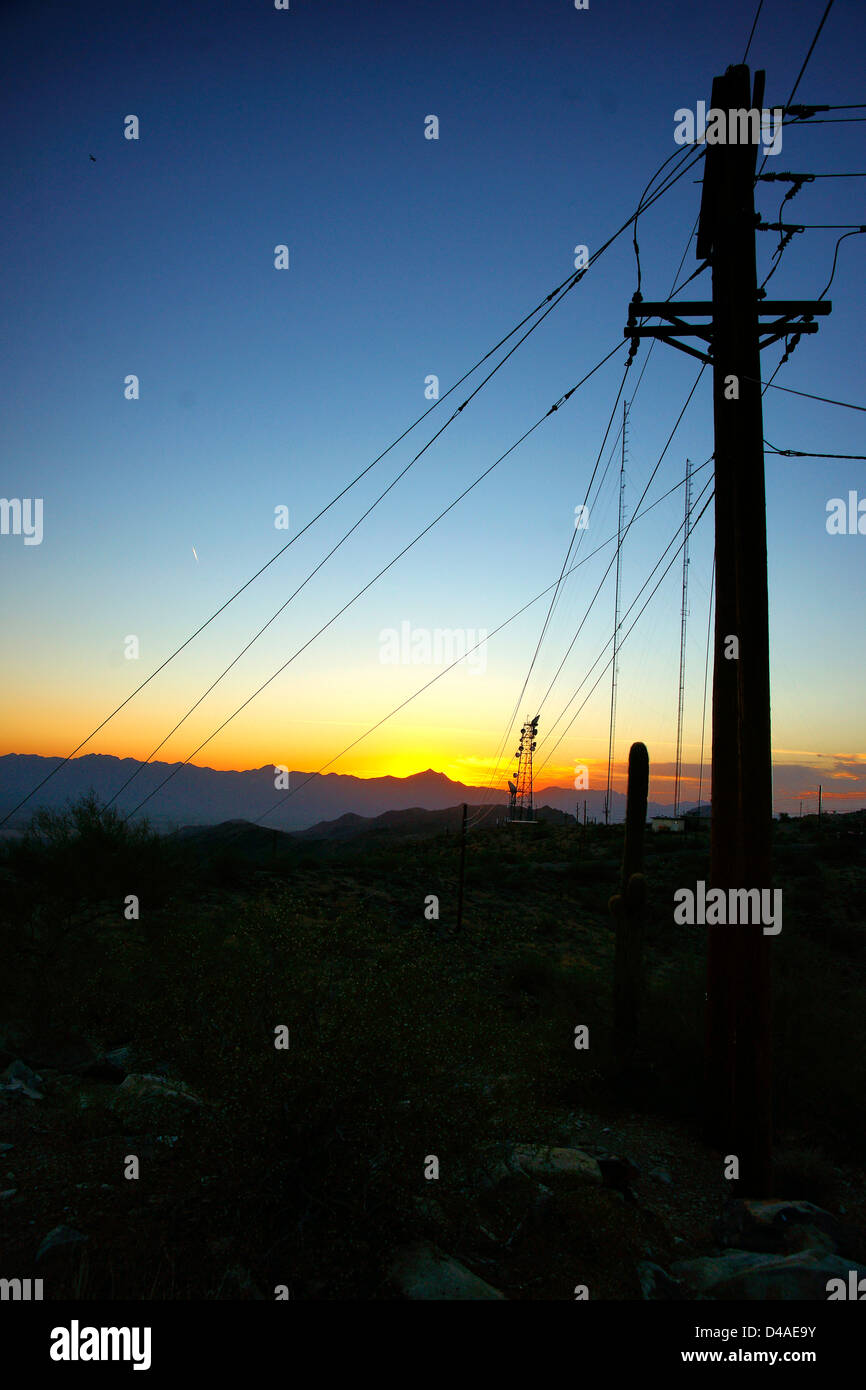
[89,154,96,161]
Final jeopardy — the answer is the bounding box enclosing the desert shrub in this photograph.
[3,793,179,907]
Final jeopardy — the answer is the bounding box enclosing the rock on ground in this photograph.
[1,1060,44,1100]
[671,1246,866,1300]
[390,1243,506,1299]
[111,1074,202,1128]
[36,1225,88,1263]
[714,1198,851,1256]
[638,1260,686,1300]
[509,1145,602,1184]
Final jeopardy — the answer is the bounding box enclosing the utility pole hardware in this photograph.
[623,64,831,1196]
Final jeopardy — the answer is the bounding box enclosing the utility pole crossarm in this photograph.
[625,299,831,363]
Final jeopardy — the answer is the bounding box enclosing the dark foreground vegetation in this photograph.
[1,794,865,1299]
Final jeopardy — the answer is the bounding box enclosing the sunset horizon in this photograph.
[3,0,865,1342]
[3,745,863,819]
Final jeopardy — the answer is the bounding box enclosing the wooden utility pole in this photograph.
[702,64,773,1195]
[455,803,468,931]
[818,784,823,819]
[624,63,832,1196]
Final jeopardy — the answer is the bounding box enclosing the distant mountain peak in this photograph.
[0,752,703,834]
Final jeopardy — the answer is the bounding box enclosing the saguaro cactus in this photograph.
[610,742,649,1067]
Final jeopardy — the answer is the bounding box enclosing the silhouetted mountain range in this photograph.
[171,803,581,858]
[0,753,683,834]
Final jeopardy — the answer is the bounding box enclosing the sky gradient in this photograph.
[2,0,864,817]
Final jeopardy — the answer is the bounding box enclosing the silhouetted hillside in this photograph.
[1,796,865,1301]
[0,753,678,834]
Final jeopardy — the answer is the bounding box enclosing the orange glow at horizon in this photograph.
[0,726,703,797]
[2,696,855,803]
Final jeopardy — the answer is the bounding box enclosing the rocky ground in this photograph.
[4,1032,866,1300]
[3,810,864,1299]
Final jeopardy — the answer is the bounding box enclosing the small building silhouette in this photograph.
[651,815,685,834]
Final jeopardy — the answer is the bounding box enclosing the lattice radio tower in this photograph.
[508,715,539,823]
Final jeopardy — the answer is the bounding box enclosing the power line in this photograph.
[468,454,716,828]
[760,222,866,230]
[465,207,703,825]
[536,461,713,764]
[253,462,716,833]
[757,0,837,182]
[103,274,617,810]
[818,227,865,298]
[754,167,864,288]
[747,378,866,412]
[759,166,817,289]
[671,251,710,297]
[111,147,708,812]
[2,142,705,830]
[536,483,716,774]
[474,20,842,826]
[786,104,866,113]
[0,271,580,825]
[755,159,866,295]
[468,354,680,824]
[743,0,765,63]
[465,355,635,824]
[759,171,866,179]
[536,368,707,725]
[470,209,706,825]
[761,356,785,397]
[472,371,709,820]
[782,116,866,125]
[121,343,627,821]
[631,148,695,298]
[765,440,866,459]
[785,0,836,111]
[535,483,716,777]
[269,32,839,834]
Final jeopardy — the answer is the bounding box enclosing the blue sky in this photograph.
[1,0,864,815]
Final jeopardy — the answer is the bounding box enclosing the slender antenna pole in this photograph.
[697,552,715,819]
[606,400,627,825]
[674,456,692,817]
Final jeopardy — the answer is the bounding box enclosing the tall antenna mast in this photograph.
[510,715,539,823]
[673,455,692,817]
[605,399,627,826]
